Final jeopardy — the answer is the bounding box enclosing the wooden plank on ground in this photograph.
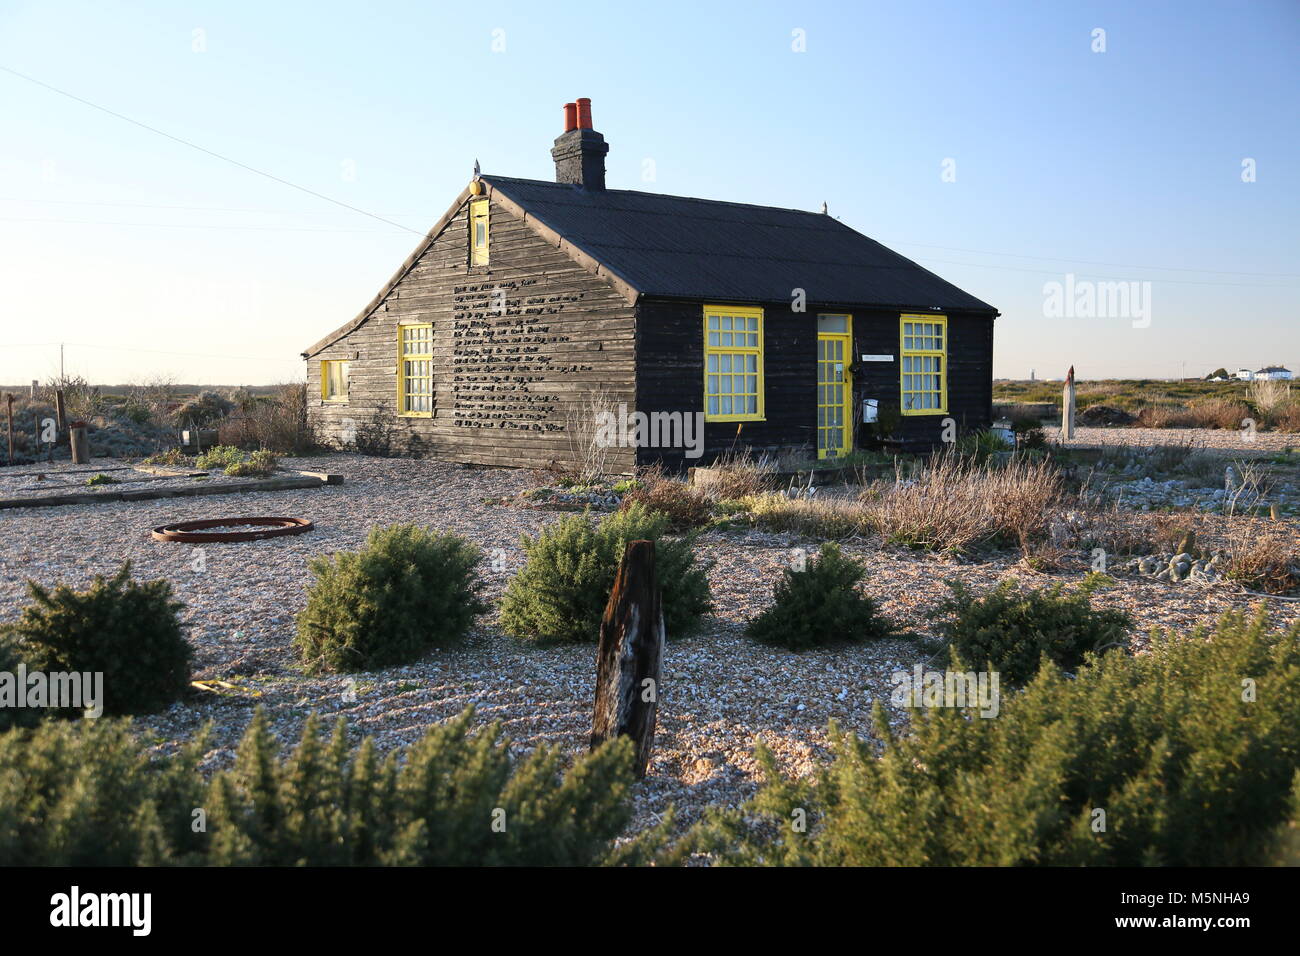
[0,475,328,510]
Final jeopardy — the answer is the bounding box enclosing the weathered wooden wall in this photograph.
[307,196,637,471]
[633,299,995,467]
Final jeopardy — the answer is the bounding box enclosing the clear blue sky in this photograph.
[1,0,1296,385]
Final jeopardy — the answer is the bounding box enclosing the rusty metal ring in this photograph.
[151,517,314,543]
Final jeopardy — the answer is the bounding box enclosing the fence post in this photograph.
[69,421,89,464]
[5,394,13,465]
[590,539,664,779]
[1062,365,1076,440]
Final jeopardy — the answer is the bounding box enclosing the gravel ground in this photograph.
[0,460,253,499]
[1062,426,1297,454]
[1,452,1297,838]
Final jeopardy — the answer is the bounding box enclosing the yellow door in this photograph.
[817,315,853,459]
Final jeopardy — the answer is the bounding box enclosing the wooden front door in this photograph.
[816,314,853,459]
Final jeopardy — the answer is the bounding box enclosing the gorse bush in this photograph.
[500,502,712,643]
[693,609,1300,866]
[295,524,485,673]
[196,444,245,470]
[929,577,1131,686]
[2,562,191,716]
[0,634,42,732]
[746,544,896,650]
[0,707,663,866]
[224,449,277,477]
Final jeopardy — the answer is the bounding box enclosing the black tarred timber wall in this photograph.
[306,196,637,471]
[633,298,995,468]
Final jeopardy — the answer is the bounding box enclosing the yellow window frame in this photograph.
[321,359,350,403]
[469,199,489,266]
[703,304,764,422]
[397,323,433,418]
[900,314,948,415]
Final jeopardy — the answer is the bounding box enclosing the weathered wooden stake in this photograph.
[5,394,13,464]
[69,422,89,464]
[1062,365,1076,440]
[54,389,66,434]
[590,539,664,778]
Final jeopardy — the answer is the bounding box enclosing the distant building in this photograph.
[1254,366,1293,381]
[1236,369,1255,381]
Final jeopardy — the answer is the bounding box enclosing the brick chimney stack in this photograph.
[552,97,608,190]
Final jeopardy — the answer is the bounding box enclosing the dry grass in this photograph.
[736,493,872,539]
[696,448,775,501]
[864,453,1065,554]
[621,467,714,529]
[563,387,621,483]
[1249,379,1292,417]
[737,453,1065,554]
[1223,522,1300,594]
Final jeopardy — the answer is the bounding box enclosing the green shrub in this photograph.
[929,578,1131,686]
[295,524,485,673]
[141,448,194,467]
[0,706,662,866]
[745,544,895,650]
[0,634,43,733]
[196,444,245,470]
[2,563,191,716]
[500,502,712,643]
[693,609,1300,866]
[225,449,277,477]
[84,473,120,486]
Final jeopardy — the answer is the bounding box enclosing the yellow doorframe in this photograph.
[816,315,853,459]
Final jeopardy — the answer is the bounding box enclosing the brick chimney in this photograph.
[551,97,608,190]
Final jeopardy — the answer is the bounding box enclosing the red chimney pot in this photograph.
[575,97,592,130]
[562,102,578,132]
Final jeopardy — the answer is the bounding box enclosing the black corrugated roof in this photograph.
[483,175,997,313]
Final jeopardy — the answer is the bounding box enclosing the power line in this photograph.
[0,197,427,217]
[895,240,1300,279]
[0,216,408,234]
[3,342,293,362]
[0,64,428,238]
[914,256,1299,288]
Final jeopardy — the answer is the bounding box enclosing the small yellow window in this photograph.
[900,314,947,414]
[398,324,433,417]
[703,305,764,421]
[321,360,349,402]
[469,199,489,266]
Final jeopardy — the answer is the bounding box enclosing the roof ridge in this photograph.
[481,174,832,220]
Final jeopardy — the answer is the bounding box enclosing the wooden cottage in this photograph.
[303,98,999,471]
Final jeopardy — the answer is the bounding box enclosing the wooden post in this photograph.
[590,539,664,779]
[54,389,66,434]
[1062,365,1076,440]
[5,394,13,465]
[69,421,89,464]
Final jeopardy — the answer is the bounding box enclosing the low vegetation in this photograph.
[1,563,191,717]
[928,576,1132,686]
[745,543,896,650]
[500,502,712,643]
[0,706,659,866]
[295,524,485,673]
[692,610,1300,865]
